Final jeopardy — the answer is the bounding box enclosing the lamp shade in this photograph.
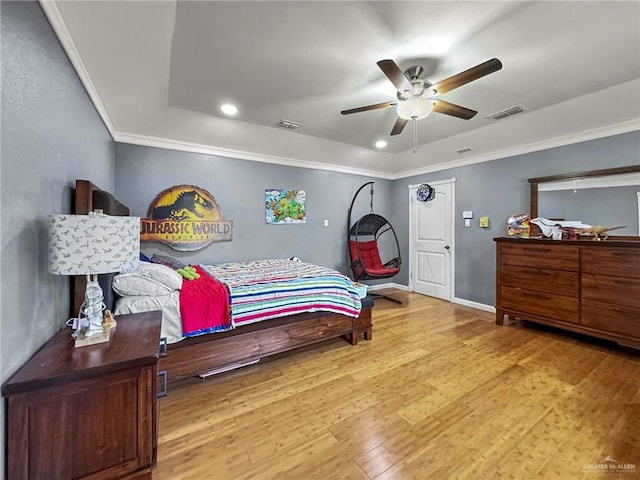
[49,213,140,275]
[397,97,434,120]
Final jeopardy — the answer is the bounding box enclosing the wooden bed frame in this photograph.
[73,179,373,384]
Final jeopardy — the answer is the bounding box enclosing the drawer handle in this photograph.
[159,337,168,357]
[157,370,168,398]
[610,304,636,314]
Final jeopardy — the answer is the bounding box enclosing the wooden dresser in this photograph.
[494,237,640,348]
[3,311,163,480]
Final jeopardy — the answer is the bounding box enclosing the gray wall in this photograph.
[115,143,393,279]
[1,2,115,472]
[391,130,640,306]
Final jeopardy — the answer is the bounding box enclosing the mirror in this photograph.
[529,166,640,237]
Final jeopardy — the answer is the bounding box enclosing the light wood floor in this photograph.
[155,294,640,480]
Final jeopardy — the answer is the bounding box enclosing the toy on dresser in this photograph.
[560,225,626,241]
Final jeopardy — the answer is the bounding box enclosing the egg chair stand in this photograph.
[347,182,403,304]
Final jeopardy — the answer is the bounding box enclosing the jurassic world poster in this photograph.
[140,185,233,251]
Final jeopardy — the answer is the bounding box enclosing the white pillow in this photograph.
[113,263,183,297]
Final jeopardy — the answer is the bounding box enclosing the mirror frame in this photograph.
[528,165,640,237]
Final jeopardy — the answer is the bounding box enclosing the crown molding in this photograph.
[113,131,394,179]
[114,119,639,183]
[39,0,116,136]
[39,0,639,183]
[391,119,640,180]
[40,0,393,179]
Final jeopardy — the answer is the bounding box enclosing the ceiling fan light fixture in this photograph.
[374,140,387,149]
[397,97,434,120]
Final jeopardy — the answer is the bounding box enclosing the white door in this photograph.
[409,179,454,300]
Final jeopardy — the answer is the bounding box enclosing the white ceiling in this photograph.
[45,1,640,179]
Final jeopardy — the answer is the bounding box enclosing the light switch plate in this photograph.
[462,211,473,219]
[464,219,471,227]
[479,216,489,228]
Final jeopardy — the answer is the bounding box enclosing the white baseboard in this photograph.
[367,283,410,292]
[366,284,495,314]
[452,297,496,313]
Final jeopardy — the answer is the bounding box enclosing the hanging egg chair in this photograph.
[347,182,401,281]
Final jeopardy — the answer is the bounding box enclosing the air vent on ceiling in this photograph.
[456,147,473,155]
[276,119,303,130]
[485,105,527,120]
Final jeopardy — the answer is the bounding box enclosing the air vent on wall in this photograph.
[456,147,473,155]
[485,104,527,120]
[276,119,303,130]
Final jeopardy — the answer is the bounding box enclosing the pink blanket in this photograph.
[179,266,231,337]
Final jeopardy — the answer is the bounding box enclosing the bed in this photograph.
[72,179,373,383]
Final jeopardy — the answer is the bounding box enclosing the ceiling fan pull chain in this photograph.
[412,119,418,153]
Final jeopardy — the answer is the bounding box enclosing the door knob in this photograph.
[444,245,450,250]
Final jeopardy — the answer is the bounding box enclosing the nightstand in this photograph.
[3,310,163,480]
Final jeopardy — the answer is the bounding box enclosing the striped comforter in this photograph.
[201,259,362,327]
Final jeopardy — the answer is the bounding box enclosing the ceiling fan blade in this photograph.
[432,99,477,120]
[431,58,502,95]
[390,117,408,136]
[341,101,397,115]
[377,59,413,93]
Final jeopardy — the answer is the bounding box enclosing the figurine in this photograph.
[574,225,626,240]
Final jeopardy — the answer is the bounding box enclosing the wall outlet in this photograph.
[323,219,329,227]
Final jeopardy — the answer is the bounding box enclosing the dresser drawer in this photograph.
[500,286,579,323]
[581,274,640,309]
[581,247,640,279]
[500,243,579,271]
[500,265,578,297]
[581,300,640,339]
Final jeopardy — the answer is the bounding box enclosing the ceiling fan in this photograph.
[341,58,503,137]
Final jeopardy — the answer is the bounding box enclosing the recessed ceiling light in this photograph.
[375,140,387,149]
[221,103,238,116]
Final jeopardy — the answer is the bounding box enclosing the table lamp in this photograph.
[49,212,140,346]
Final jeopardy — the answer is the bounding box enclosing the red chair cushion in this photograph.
[350,240,384,270]
[362,266,400,276]
[350,239,400,278]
